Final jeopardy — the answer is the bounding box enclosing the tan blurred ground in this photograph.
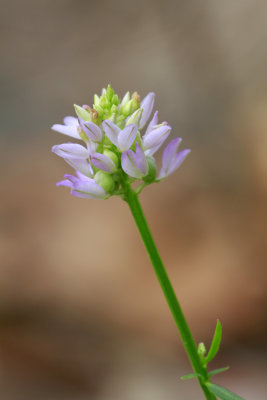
[0,0,267,399]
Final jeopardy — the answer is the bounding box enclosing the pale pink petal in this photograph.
[91,153,117,173]
[118,124,138,151]
[72,180,107,199]
[63,116,78,126]
[139,92,155,129]
[102,120,120,146]
[135,143,148,175]
[142,124,171,150]
[52,143,89,159]
[51,124,80,139]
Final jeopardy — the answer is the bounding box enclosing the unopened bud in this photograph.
[132,91,141,103]
[90,108,98,121]
[106,84,114,101]
[126,108,143,126]
[94,94,100,106]
[74,104,91,121]
[120,98,139,117]
[197,342,206,358]
[82,104,91,111]
[110,104,118,115]
[94,171,115,193]
[120,92,130,107]
[103,149,119,167]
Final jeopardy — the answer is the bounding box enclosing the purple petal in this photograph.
[72,180,107,199]
[118,124,138,151]
[144,110,159,137]
[51,123,80,139]
[168,149,191,176]
[63,116,78,126]
[121,146,147,179]
[52,143,89,159]
[64,157,94,177]
[102,120,121,146]
[63,174,79,184]
[142,124,171,150]
[161,138,182,171]
[135,143,148,175]
[144,142,162,156]
[121,150,142,179]
[56,179,72,188]
[75,171,93,181]
[79,118,103,142]
[70,191,96,199]
[139,92,155,129]
[91,152,117,173]
[158,138,191,179]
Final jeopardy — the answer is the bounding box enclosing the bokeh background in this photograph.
[1,0,267,399]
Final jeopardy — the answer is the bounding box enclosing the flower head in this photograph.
[51,85,190,199]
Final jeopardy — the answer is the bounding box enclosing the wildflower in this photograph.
[121,143,148,179]
[52,116,80,139]
[57,172,108,199]
[51,85,190,199]
[158,138,191,179]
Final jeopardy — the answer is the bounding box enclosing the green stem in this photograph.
[125,185,215,400]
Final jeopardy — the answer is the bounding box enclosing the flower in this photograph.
[158,138,191,179]
[51,85,190,199]
[121,143,148,179]
[52,116,80,139]
[57,171,108,199]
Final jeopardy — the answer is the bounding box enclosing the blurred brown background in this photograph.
[0,0,267,399]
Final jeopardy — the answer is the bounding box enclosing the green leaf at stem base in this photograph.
[206,383,246,400]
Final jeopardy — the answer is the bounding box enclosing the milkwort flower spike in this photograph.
[51,85,190,199]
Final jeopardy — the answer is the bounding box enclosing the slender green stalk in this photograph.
[125,184,215,400]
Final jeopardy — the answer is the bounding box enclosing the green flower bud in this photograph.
[110,104,118,115]
[112,94,119,106]
[100,96,109,108]
[131,97,140,113]
[197,342,206,358]
[126,108,143,126]
[106,84,114,101]
[103,149,119,167]
[143,156,157,182]
[94,94,100,107]
[119,100,131,116]
[94,104,104,119]
[74,104,91,121]
[120,92,130,107]
[95,171,115,193]
[131,91,141,103]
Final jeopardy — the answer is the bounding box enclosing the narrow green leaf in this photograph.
[181,372,202,380]
[205,319,222,364]
[208,366,229,377]
[206,383,246,400]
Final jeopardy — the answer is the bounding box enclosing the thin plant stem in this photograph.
[125,184,215,400]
